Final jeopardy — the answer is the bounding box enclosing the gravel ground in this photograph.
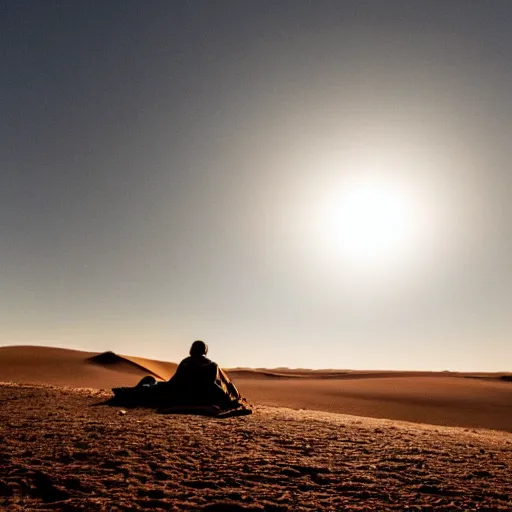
[1,383,511,511]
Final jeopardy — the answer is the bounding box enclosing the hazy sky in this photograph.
[2,1,511,370]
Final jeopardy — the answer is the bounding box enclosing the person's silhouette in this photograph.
[168,341,241,405]
[112,341,245,411]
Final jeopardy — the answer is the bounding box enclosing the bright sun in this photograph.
[320,174,425,278]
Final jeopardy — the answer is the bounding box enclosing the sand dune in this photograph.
[236,376,512,432]
[87,350,177,381]
[1,345,511,432]
[231,367,512,381]
[0,345,176,389]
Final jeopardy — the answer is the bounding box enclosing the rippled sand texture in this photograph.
[2,383,511,511]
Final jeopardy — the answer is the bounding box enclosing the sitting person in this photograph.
[112,341,249,415]
[167,340,241,406]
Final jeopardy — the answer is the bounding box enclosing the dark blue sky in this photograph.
[1,1,511,369]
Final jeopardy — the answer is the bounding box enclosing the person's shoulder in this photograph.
[177,356,193,367]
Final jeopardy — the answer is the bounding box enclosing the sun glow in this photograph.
[318,173,428,280]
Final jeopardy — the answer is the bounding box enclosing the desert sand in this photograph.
[1,345,511,510]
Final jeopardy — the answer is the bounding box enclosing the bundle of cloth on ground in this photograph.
[112,349,252,417]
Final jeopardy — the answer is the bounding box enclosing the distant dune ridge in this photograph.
[0,345,511,432]
[0,345,176,388]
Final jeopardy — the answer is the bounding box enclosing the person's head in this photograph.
[189,340,208,357]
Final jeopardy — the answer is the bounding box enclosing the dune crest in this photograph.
[0,345,176,389]
[87,351,166,380]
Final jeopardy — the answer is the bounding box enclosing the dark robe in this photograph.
[166,355,241,406]
[112,355,246,412]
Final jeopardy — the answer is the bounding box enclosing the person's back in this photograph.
[168,341,240,405]
[170,340,213,382]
